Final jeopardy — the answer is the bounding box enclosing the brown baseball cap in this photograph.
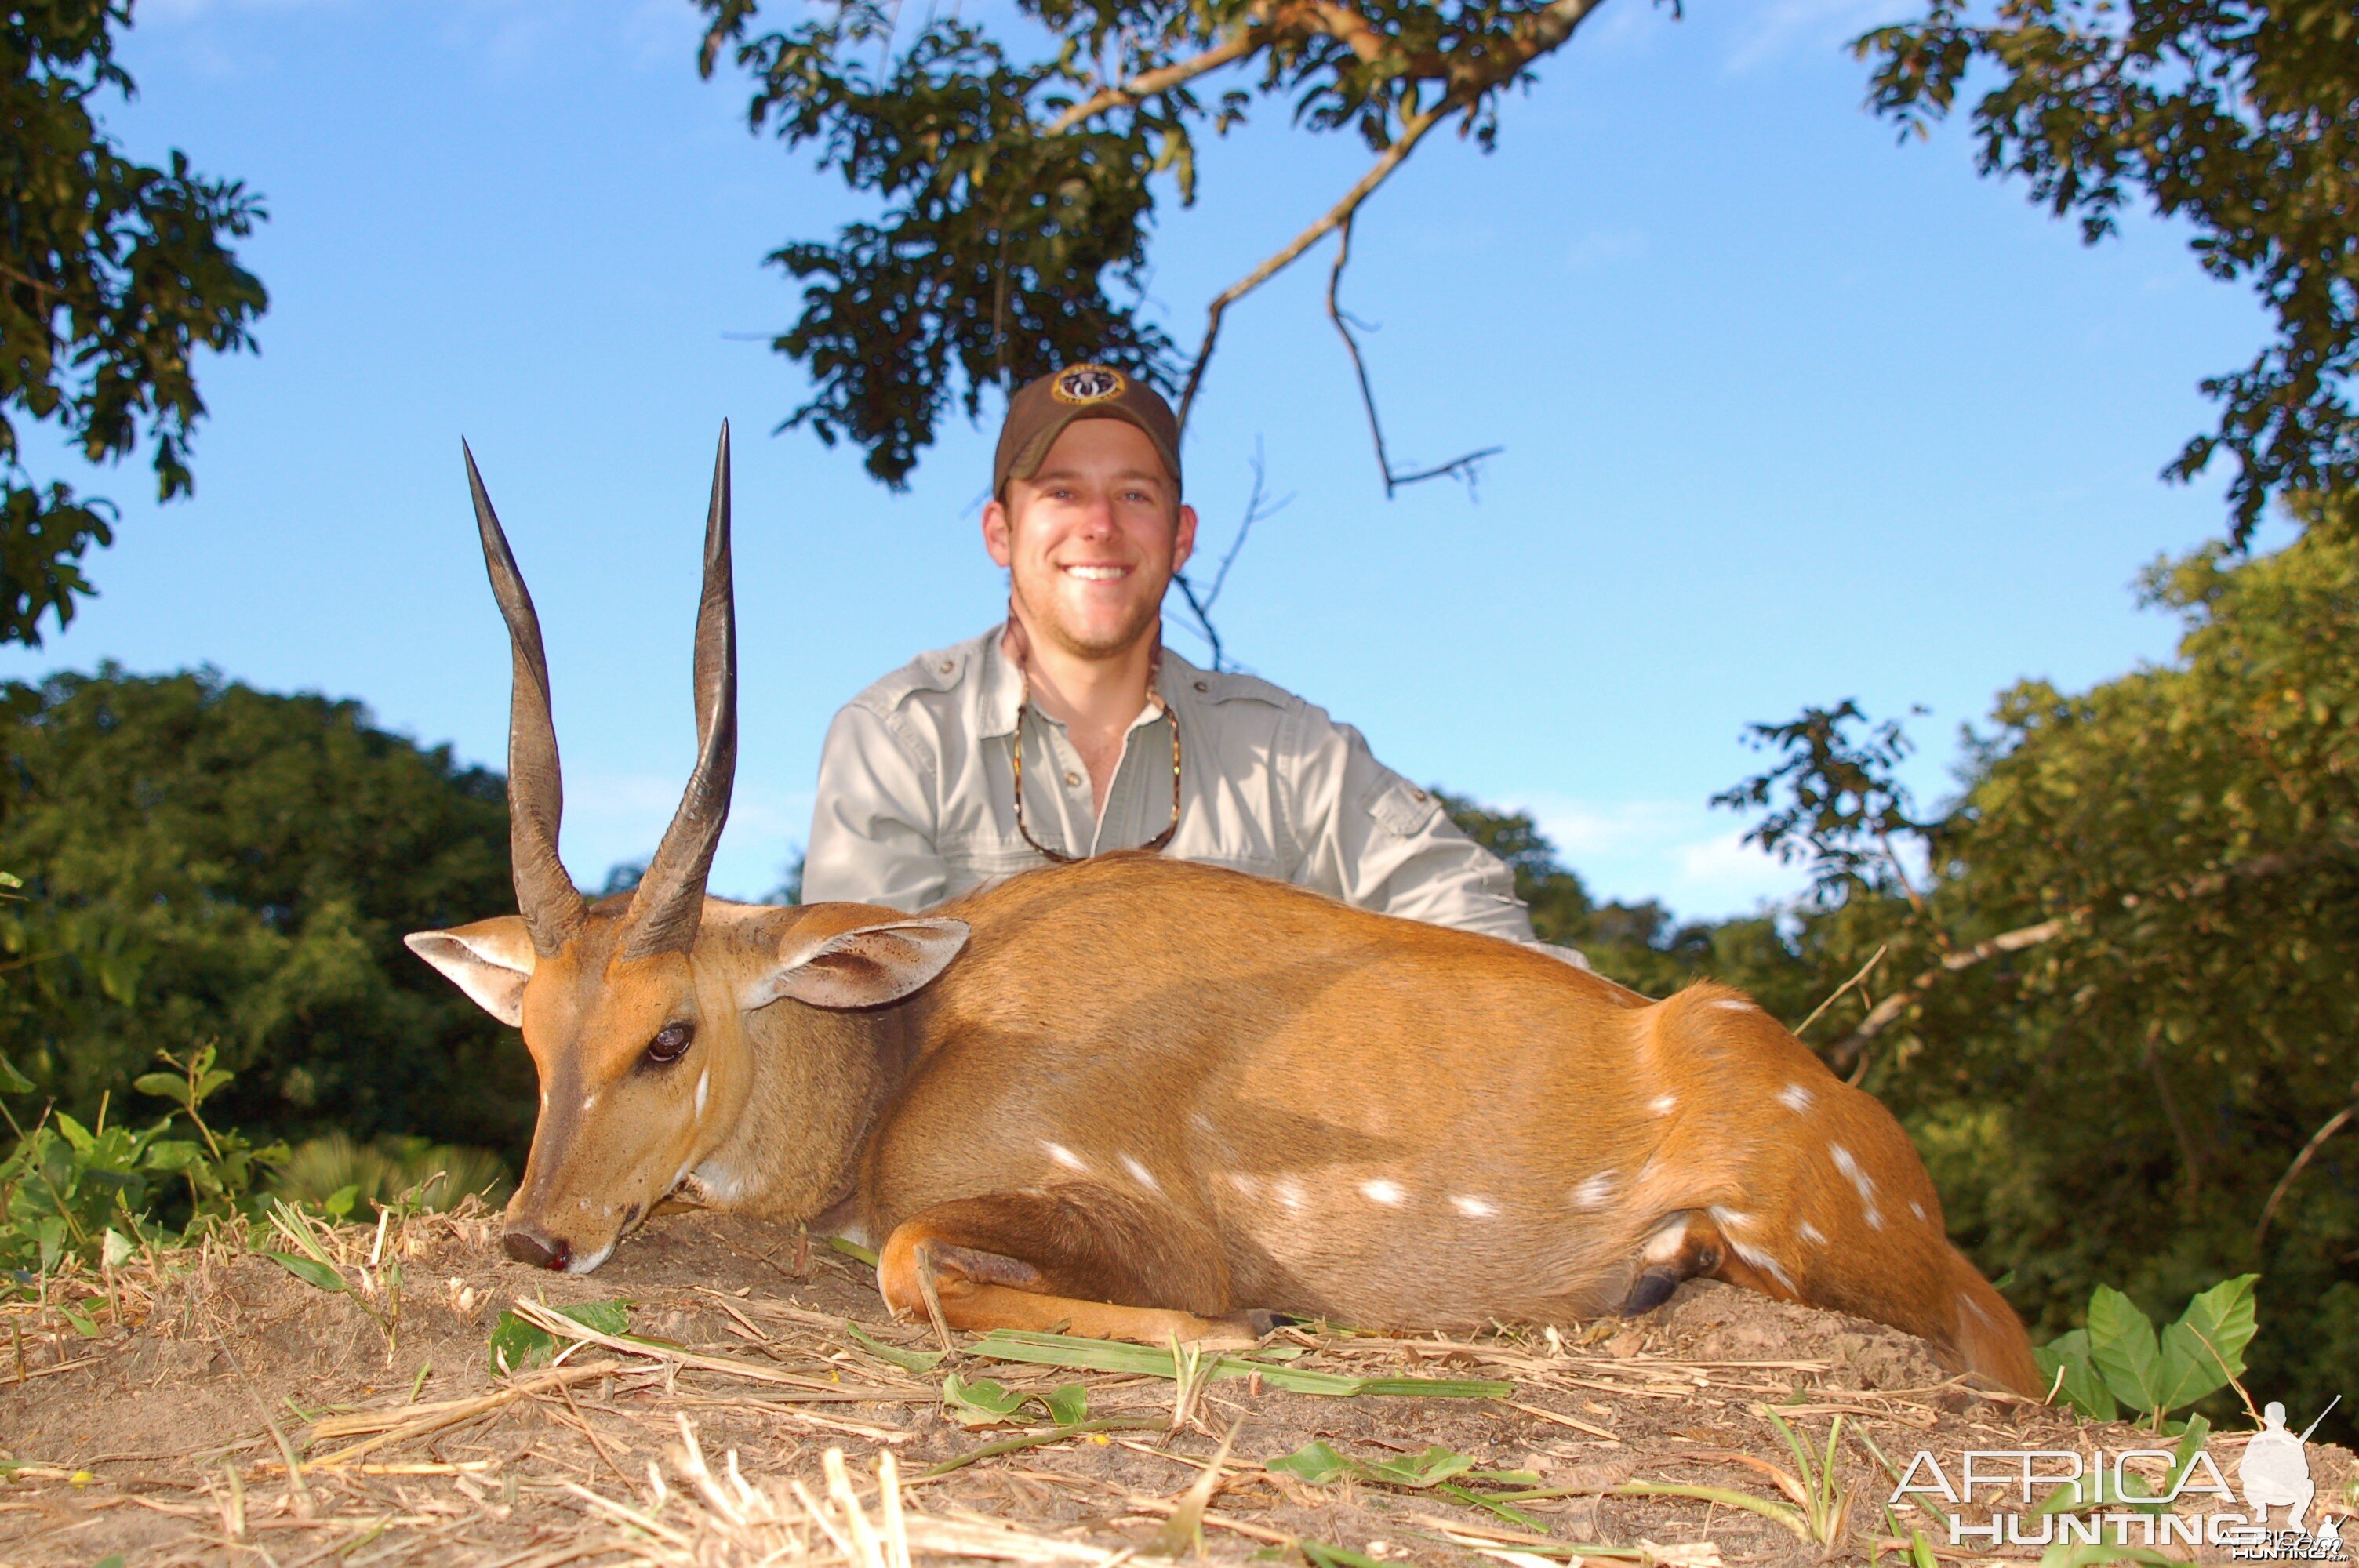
[993,364,1183,501]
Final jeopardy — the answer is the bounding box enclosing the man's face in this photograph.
[983,417,1197,661]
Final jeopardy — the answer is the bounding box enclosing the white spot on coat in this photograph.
[1863,1204,1885,1230]
[1451,1195,1496,1218]
[1650,1093,1677,1116]
[1777,1083,1813,1113]
[692,1160,743,1202]
[1712,998,1754,1011]
[1830,1142,1877,1198]
[1041,1141,1087,1173]
[1226,1171,1256,1196]
[694,1069,708,1117]
[1274,1177,1305,1214]
[1910,1200,1928,1221]
[1119,1154,1160,1192]
[1732,1239,1797,1292]
[1361,1178,1404,1206]
[1572,1171,1617,1210]
[1642,1215,1690,1262]
[1708,1207,1753,1232]
[580,1092,598,1112]
[1797,1220,1826,1245]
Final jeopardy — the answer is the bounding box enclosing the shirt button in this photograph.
[1194,681,1208,692]
[1063,771,1081,787]
[1412,789,1428,802]
[937,661,953,674]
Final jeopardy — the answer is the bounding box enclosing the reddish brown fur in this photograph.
[417,854,2038,1391]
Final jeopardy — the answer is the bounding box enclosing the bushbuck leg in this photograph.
[875,1190,1263,1346]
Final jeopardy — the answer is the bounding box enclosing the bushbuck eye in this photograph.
[645,1022,694,1065]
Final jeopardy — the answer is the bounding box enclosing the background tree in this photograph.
[0,1,267,646]
[695,0,1626,495]
[1679,506,2359,1436]
[1859,0,2359,544]
[0,668,534,1161]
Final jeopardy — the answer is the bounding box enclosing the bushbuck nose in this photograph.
[503,1229,571,1270]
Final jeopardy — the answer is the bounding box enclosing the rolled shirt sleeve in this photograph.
[802,702,948,913]
[1284,707,1537,945]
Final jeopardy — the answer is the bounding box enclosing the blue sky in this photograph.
[3,0,2279,917]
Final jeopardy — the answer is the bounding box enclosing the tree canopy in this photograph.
[1860,0,2359,544]
[0,669,534,1160]
[696,0,1623,489]
[0,1,267,647]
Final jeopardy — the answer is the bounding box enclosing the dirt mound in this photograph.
[2,1205,2345,1565]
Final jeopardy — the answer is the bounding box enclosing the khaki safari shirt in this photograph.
[804,627,1544,945]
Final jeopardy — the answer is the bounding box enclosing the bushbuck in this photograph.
[408,430,2040,1393]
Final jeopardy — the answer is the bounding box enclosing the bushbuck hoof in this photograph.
[503,1229,571,1270]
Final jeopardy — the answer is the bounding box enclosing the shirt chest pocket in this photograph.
[1360,774,1441,838]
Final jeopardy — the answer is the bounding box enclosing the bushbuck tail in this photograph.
[407,430,2041,1393]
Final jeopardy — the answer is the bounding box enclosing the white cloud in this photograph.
[1723,0,1907,76]
[1500,791,1812,920]
[1567,226,1648,271]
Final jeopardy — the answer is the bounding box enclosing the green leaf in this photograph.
[100,1228,134,1269]
[560,1300,631,1338]
[53,1112,95,1156]
[2154,1275,2256,1412]
[131,1072,192,1109]
[1039,1383,1088,1426]
[942,1373,1031,1426]
[56,1299,100,1337]
[1364,1445,1477,1489]
[1267,1440,1353,1485]
[324,1185,358,1221]
[2168,1413,2213,1495]
[2035,1330,2118,1421]
[2085,1286,2165,1415]
[264,1250,349,1294]
[0,1051,31,1094]
[846,1322,943,1373]
[1300,1544,1389,1568]
[489,1311,554,1375]
[486,1301,627,1375]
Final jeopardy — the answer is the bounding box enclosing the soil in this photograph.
[2,1203,2348,1566]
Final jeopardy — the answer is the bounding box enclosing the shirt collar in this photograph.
[976,626,1025,740]
[977,622,1200,740]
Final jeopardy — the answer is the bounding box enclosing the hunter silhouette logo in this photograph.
[2242,1402,2321,1531]
[2229,1398,2348,1561]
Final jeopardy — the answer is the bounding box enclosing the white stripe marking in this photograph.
[1361,1178,1405,1206]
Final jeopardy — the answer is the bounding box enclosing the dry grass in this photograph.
[2,1202,2346,1566]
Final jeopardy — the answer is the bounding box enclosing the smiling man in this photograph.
[803,363,1552,946]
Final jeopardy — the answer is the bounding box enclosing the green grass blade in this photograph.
[968,1330,1508,1398]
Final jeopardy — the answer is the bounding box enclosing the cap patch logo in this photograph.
[1052,365,1126,405]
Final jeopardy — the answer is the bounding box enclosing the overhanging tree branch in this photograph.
[1175,103,1445,434]
[1326,212,1503,496]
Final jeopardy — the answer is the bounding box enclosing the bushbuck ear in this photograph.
[405,917,537,1026]
[746,916,971,1011]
